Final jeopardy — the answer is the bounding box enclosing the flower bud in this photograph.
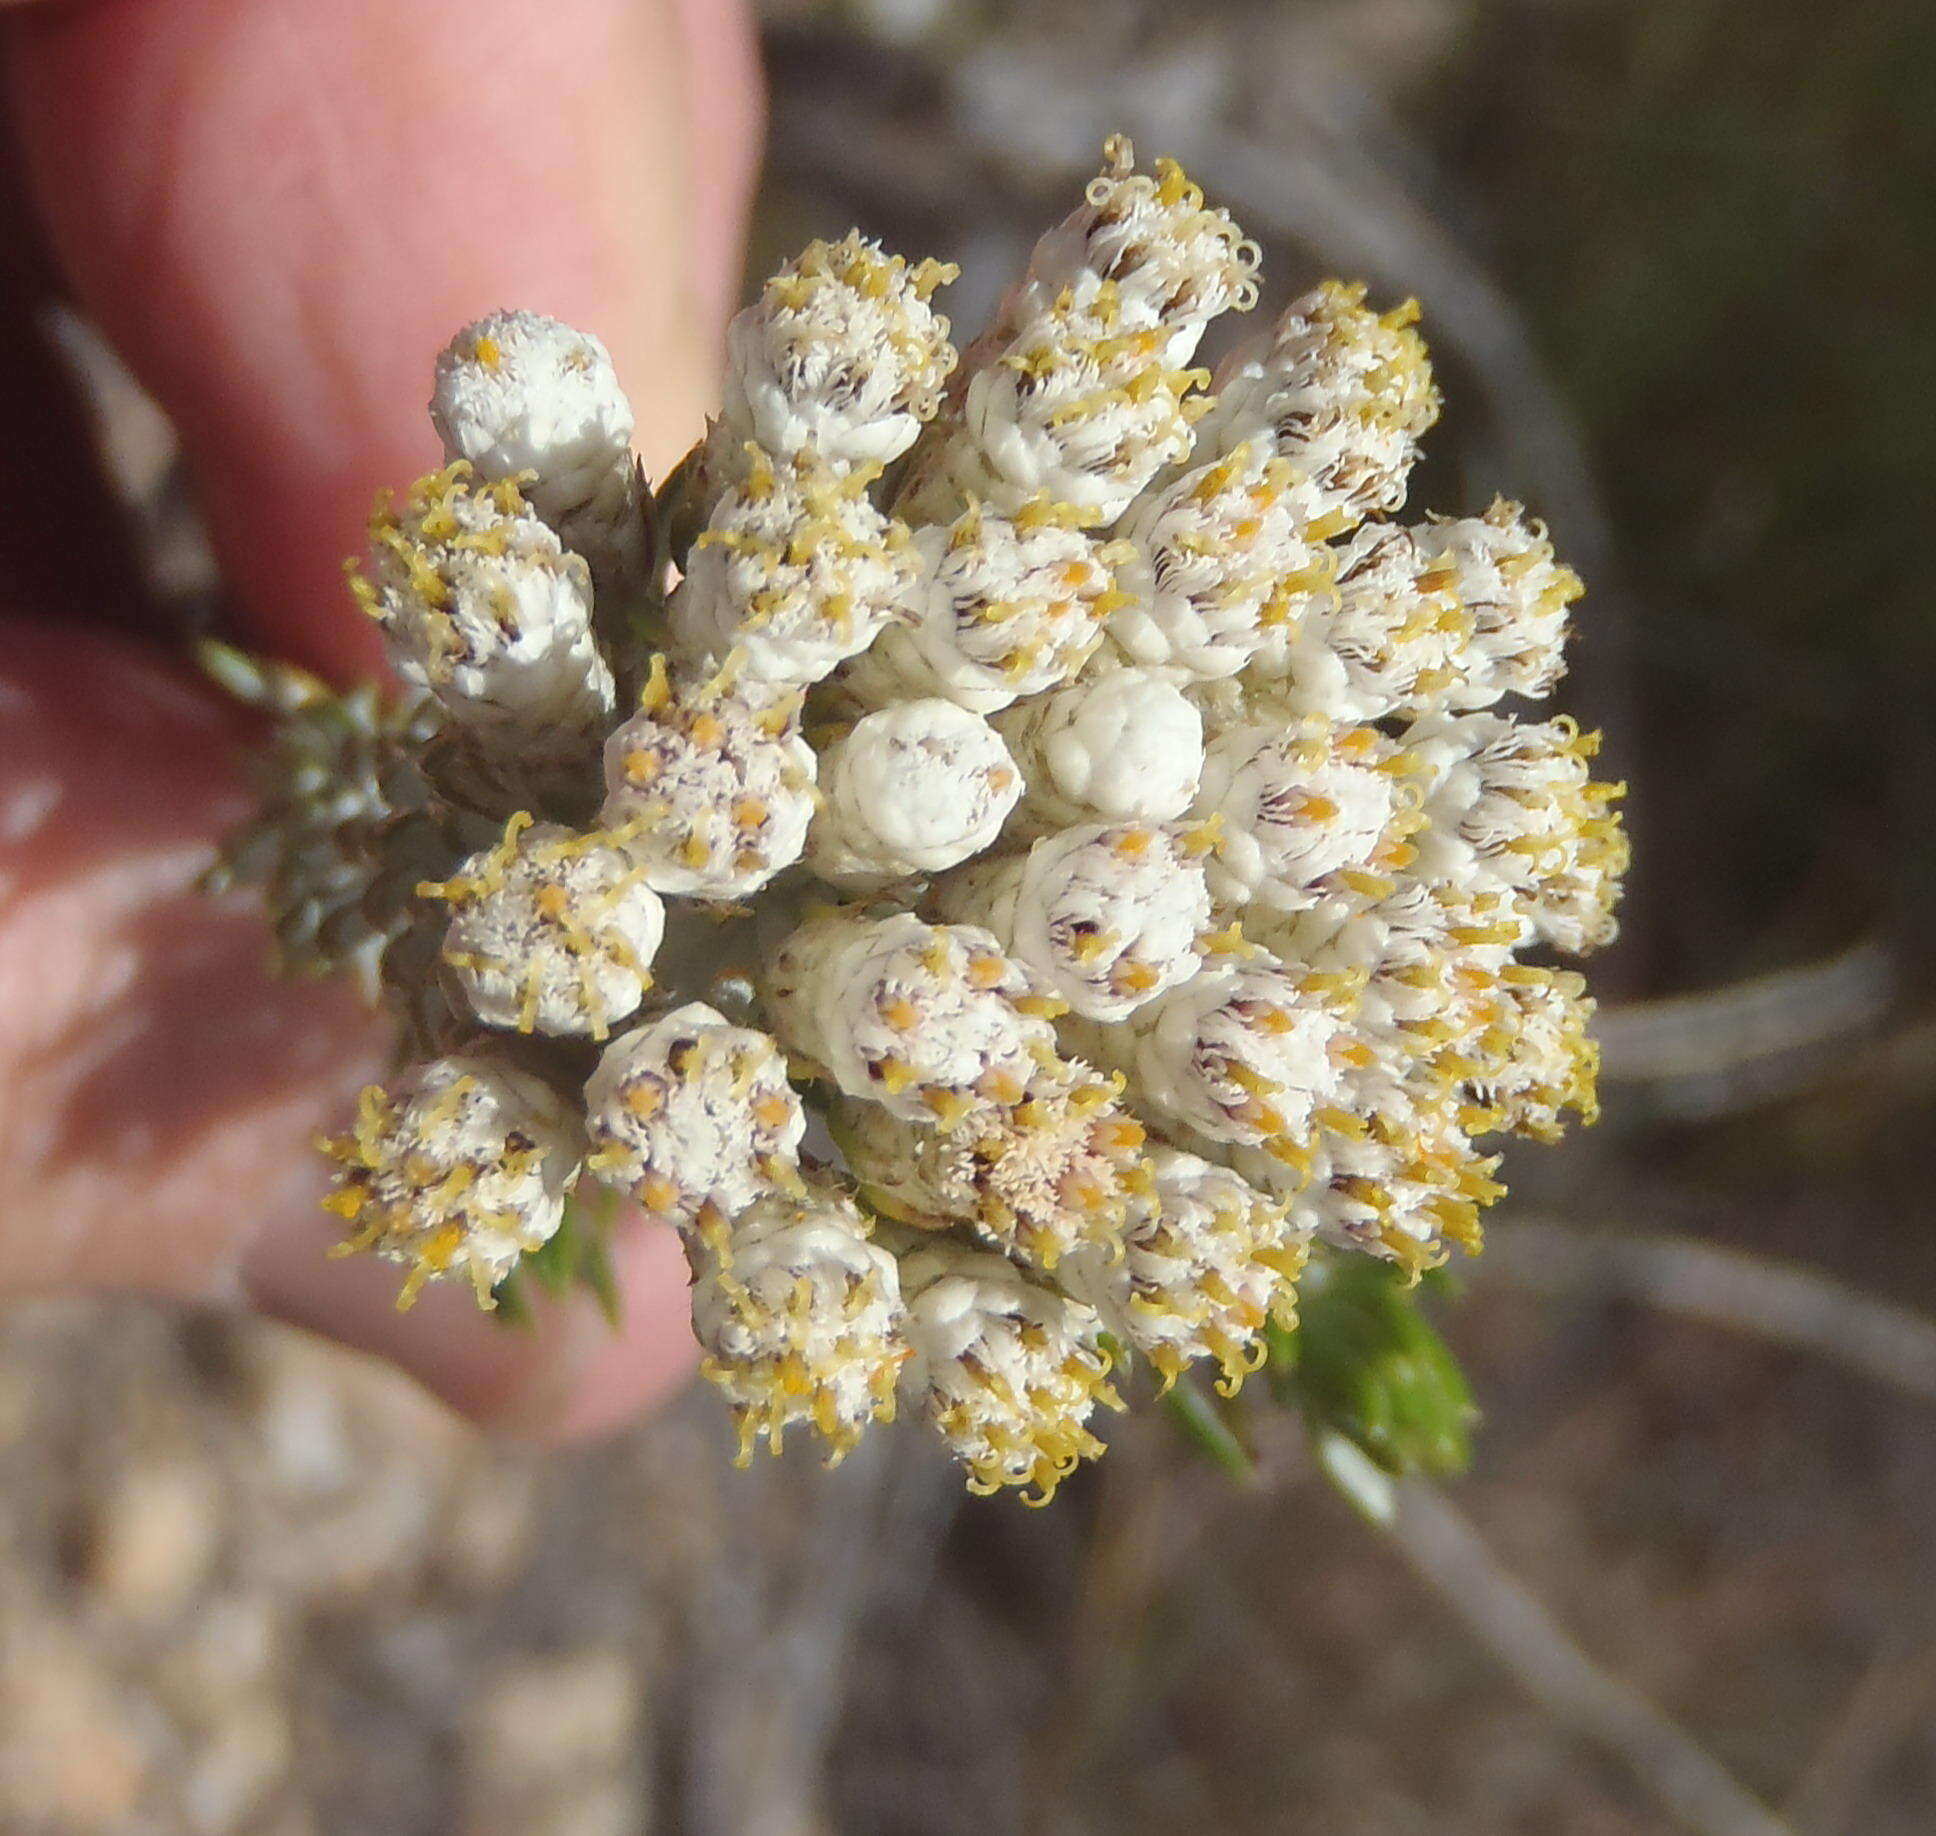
[1405,712,1627,954]
[900,289,1206,525]
[1467,964,1600,1141]
[993,136,1259,363]
[898,139,1268,528]
[1079,957,1350,1156]
[838,499,1125,714]
[1429,499,1582,709]
[715,233,958,475]
[1266,880,1521,1091]
[1242,519,1466,721]
[934,822,1212,1021]
[1201,281,1440,534]
[430,311,646,592]
[1255,1089,1504,1280]
[993,666,1204,833]
[843,1062,1148,1269]
[1194,718,1420,912]
[1065,1146,1303,1390]
[808,700,1022,889]
[1109,443,1331,680]
[351,465,614,752]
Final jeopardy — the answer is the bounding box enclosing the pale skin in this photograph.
[0,0,763,1435]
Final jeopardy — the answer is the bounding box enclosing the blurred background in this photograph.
[3,0,1934,1830]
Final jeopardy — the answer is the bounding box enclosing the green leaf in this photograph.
[491,1186,628,1330]
[579,1221,624,1329]
[489,1266,536,1332]
[191,637,329,716]
[523,1201,584,1298]
[1270,1255,1477,1479]
[1162,1376,1257,1484]
[193,637,272,704]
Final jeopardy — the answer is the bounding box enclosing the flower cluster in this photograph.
[218,137,1624,1501]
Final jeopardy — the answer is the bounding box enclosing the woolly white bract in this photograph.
[222,137,1624,1501]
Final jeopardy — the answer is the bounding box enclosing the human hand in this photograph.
[0,0,761,1434]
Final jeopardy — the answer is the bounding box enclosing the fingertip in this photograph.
[671,0,765,323]
[8,0,760,679]
[552,1221,700,1441]
[238,1199,696,1443]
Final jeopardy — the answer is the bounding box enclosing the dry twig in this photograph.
[1321,1436,1796,1836]
[1484,1219,1936,1407]
[1593,943,1897,1120]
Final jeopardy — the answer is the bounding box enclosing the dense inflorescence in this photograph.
[215,136,1624,1502]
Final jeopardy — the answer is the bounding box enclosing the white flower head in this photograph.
[840,498,1126,714]
[998,135,1260,363]
[904,283,1208,524]
[1202,280,1440,534]
[669,446,920,685]
[1195,718,1422,912]
[254,142,1631,1497]
[584,1002,805,1226]
[1253,1087,1502,1278]
[1406,711,1627,954]
[1467,964,1600,1141]
[1087,956,1352,1158]
[1109,442,1332,679]
[1430,499,1583,708]
[994,666,1204,833]
[808,700,1023,889]
[431,311,634,508]
[600,661,817,899]
[429,311,643,584]
[1270,880,1522,1087]
[899,1245,1121,1502]
[843,1063,1149,1269]
[936,822,1215,1021]
[1065,1145,1302,1391]
[764,911,1062,1123]
[320,1052,582,1307]
[1243,518,1466,721]
[424,813,664,1038]
[690,1182,907,1464]
[717,233,958,472]
[352,464,614,742]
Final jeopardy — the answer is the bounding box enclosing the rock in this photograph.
[74,1454,222,1627]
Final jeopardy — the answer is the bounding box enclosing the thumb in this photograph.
[5,0,761,678]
